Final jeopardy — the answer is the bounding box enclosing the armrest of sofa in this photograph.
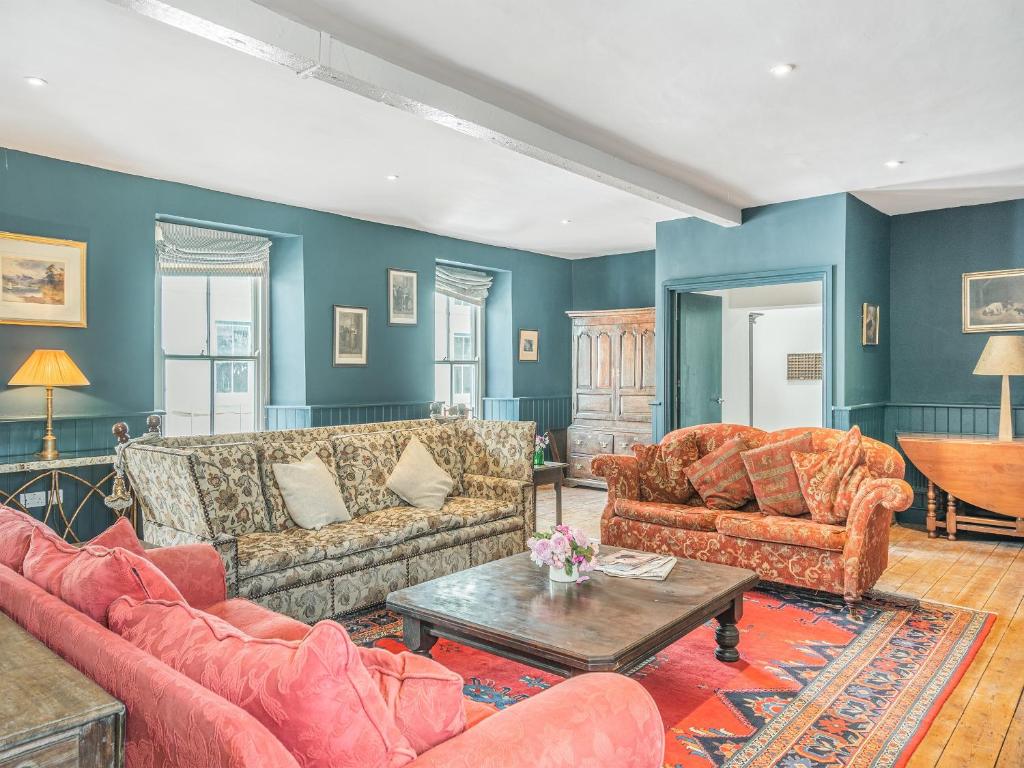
[147,543,227,609]
[591,454,641,522]
[124,444,213,541]
[841,477,914,603]
[461,473,535,534]
[408,673,663,768]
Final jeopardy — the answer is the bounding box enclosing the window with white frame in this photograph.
[156,223,269,437]
[433,264,493,416]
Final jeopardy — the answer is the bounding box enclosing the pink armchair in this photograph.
[594,425,914,604]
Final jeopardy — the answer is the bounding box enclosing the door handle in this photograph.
[711,397,724,405]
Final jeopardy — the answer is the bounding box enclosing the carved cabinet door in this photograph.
[616,322,656,423]
[572,324,615,421]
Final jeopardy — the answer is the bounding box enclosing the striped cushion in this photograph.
[684,436,754,510]
[740,432,813,516]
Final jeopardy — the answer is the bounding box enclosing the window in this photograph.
[434,295,482,414]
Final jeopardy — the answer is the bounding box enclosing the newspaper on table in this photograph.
[595,549,676,581]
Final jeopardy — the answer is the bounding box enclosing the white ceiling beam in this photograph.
[107,0,741,226]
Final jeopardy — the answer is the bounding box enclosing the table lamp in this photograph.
[973,336,1024,441]
[7,349,90,459]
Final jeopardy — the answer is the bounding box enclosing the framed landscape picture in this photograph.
[518,328,539,362]
[861,303,880,345]
[963,268,1024,333]
[333,305,368,366]
[388,268,417,325]
[0,231,87,327]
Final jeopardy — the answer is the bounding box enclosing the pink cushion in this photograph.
[91,516,147,557]
[0,505,49,573]
[108,598,416,768]
[205,598,312,642]
[22,517,146,593]
[60,546,185,624]
[359,645,467,754]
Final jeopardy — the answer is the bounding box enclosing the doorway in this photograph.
[664,269,832,434]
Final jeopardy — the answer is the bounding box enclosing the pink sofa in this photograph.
[0,518,664,768]
[594,425,914,604]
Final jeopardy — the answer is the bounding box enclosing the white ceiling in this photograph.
[2,1,1023,259]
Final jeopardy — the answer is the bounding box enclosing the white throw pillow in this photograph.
[272,449,351,529]
[387,437,454,511]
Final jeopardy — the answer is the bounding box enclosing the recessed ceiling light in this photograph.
[884,160,904,169]
[385,174,399,181]
[560,219,572,225]
[768,63,795,78]
[24,76,48,87]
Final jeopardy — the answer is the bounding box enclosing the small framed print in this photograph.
[962,268,1024,333]
[333,305,368,366]
[0,231,87,327]
[518,328,539,362]
[388,268,417,326]
[861,303,880,346]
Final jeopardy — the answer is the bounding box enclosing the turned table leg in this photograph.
[714,596,743,663]
[927,480,938,538]
[947,493,958,541]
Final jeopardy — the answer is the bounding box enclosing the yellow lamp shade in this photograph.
[8,349,89,387]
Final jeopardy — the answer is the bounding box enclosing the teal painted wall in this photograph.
[890,199,1024,405]
[843,195,891,405]
[570,250,655,310]
[0,149,572,418]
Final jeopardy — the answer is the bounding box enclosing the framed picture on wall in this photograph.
[388,268,417,325]
[0,231,87,327]
[333,305,368,366]
[962,268,1024,333]
[861,303,880,346]
[518,328,539,362]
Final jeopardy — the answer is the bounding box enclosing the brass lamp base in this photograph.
[36,386,60,460]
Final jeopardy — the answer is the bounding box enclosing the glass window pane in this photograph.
[452,363,475,409]
[161,276,208,355]
[434,363,451,406]
[215,360,255,434]
[434,294,448,361]
[210,276,255,355]
[449,300,476,361]
[165,359,210,436]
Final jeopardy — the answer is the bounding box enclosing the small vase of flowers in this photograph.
[533,433,549,466]
[528,525,599,584]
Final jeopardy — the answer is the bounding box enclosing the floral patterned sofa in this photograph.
[122,418,534,623]
[593,425,914,604]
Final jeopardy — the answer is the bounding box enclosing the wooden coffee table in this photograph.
[386,547,758,677]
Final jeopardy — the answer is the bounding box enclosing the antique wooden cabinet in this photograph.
[565,308,656,487]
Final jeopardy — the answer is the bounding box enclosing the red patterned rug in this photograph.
[341,584,992,768]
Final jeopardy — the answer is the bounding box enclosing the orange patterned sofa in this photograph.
[593,425,914,604]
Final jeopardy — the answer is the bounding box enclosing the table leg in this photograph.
[947,493,958,541]
[402,616,438,656]
[714,596,743,662]
[554,477,563,526]
[926,480,938,539]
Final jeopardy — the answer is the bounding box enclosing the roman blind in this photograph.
[435,264,493,306]
[156,222,270,276]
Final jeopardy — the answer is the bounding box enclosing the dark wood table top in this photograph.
[387,547,758,675]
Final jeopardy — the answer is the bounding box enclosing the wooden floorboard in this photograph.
[537,485,1024,768]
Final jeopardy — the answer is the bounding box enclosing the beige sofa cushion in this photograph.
[258,440,338,531]
[190,442,270,536]
[387,438,454,511]
[272,449,351,529]
[332,431,403,516]
[394,423,465,494]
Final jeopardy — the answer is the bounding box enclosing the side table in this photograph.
[533,461,568,526]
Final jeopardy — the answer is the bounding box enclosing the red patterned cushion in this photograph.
[206,597,312,641]
[108,598,416,768]
[683,436,754,510]
[614,499,724,532]
[791,426,868,525]
[0,505,50,573]
[60,546,185,624]
[632,432,700,503]
[740,432,813,516]
[715,512,848,551]
[16,515,144,587]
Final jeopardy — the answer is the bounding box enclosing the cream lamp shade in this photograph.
[8,349,89,459]
[8,349,90,387]
[973,336,1024,441]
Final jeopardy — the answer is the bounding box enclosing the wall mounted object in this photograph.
[333,305,368,366]
[861,303,880,345]
[786,353,823,381]
[963,267,1024,333]
[0,231,87,327]
[8,349,90,458]
[972,335,1024,440]
[387,268,417,325]
[518,329,539,362]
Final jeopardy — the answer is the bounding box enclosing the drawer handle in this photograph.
[574,463,584,470]
[599,442,609,449]
[574,439,583,446]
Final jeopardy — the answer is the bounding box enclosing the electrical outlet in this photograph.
[19,490,62,508]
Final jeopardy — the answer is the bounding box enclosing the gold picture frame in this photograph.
[962,267,1024,333]
[518,328,539,362]
[861,303,879,346]
[0,231,87,327]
